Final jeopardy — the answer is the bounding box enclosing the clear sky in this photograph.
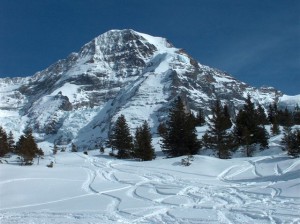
[0,0,299,95]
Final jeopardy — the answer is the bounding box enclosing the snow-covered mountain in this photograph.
[0,29,299,147]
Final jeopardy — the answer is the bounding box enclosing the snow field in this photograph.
[0,146,299,224]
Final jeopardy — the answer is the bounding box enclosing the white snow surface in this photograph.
[1,139,300,224]
[279,94,300,109]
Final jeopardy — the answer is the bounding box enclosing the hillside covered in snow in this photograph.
[0,134,300,224]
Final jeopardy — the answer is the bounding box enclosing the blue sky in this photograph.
[0,0,299,95]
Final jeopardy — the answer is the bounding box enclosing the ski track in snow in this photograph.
[1,152,300,224]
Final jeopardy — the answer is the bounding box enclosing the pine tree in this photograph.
[7,131,15,153]
[185,112,201,155]
[16,129,39,165]
[71,143,78,152]
[0,126,9,157]
[36,148,44,165]
[278,108,293,127]
[204,100,232,159]
[110,114,133,159]
[256,104,268,125]
[271,118,280,136]
[196,109,205,126]
[268,102,280,135]
[234,95,269,156]
[223,104,232,130]
[157,122,167,138]
[268,102,276,124]
[134,121,155,161]
[283,128,300,158]
[134,126,142,159]
[162,96,200,157]
[16,135,27,162]
[53,144,59,154]
[294,104,300,125]
[282,126,292,149]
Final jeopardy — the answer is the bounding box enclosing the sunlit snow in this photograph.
[0,136,299,224]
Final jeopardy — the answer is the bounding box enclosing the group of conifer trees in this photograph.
[202,95,270,158]
[109,115,156,161]
[108,97,203,161]
[267,102,300,157]
[204,95,300,158]
[268,102,300,134]
[0,127,43,165]
[90,96,300,159]
[158,95,300,159]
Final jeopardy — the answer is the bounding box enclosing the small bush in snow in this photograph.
[181,155,193,166]
[100,146,105,154]
[47,161,54,168]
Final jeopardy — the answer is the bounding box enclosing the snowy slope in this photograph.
[0,141,299,224]
[0,29,299,148]
[279,94,300,110]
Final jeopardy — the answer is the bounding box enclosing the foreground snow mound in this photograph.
[1,151,299,224]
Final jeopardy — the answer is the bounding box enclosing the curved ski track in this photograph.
[1,153,299,224]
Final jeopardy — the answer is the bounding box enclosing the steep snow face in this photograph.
[0,29,298,147]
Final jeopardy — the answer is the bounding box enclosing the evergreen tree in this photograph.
[162,96,201,157]
[71,143,78,152]
[282,128,300,158]
[0,126,9,157]
[185,112,201,155]
[282,126,292,149]
[256,104,268,125]
[16,129,39,165]
[16,135,27,161]
[134,127,142,159]
[204,100,232,159]
[223,104,232,130]
[293,104,300,125]
[268,102,280,135]
[268,102,277,124]
[157,122,167,138]
[7,131,15,153]
[233,95,269,156]
[271,118,280,135]
[36,148,44,165]
[24,129,39,155]
[110,114,133,159]
[278,107,293,127]
[202,133,212,148]
[53,144,59,154]
[195,109,206,126]
[134,121,155,161]
[188,113,197,128]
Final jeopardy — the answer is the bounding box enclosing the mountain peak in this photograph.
[79,29,174,60]
[75,29,176,77]
[95,29,173,49]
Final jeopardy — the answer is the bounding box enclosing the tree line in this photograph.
[157,95,300,159]
[1,95,299,163]
[108,95,300,160]
[0,128,43,165]
[109,115,156,161]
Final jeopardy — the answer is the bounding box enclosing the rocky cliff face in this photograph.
[0,29,296,148]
